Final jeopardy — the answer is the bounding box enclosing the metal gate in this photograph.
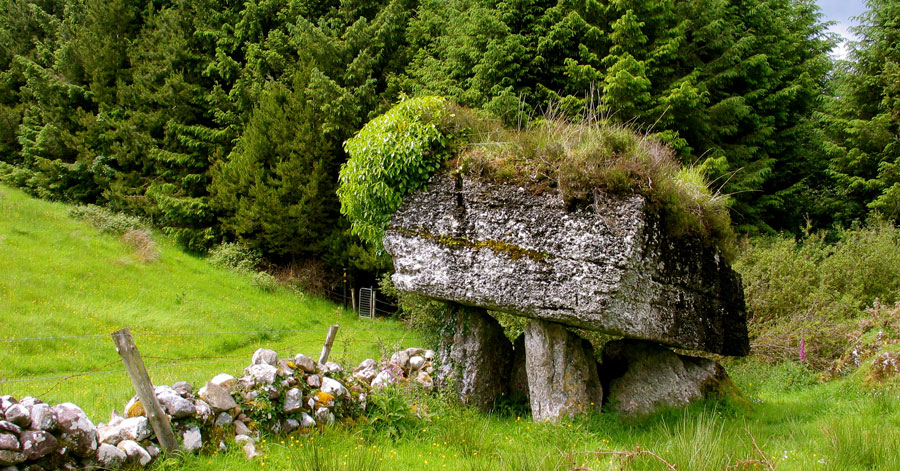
[358,287,374,318]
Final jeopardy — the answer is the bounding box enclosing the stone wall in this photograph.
[0,347,434,470]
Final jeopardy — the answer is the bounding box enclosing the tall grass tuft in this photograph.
[454,109,734,257]
[121,229,159,263]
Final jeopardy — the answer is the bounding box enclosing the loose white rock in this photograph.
[352,359,378,384]
[283,388,303,414]
[300,412,316,429]
[117,440,152,467]
[182,426,202,453]
[96,443,126,469]
[293,354,317,373]
[29,403,56,431]
[409,356,426,372]
[210,373,236,390]
[243,364,278,385]
[251,348,278,366]
[321,377,348,398]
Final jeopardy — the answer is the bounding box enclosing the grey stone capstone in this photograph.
[600,339,731,416]
[524,320,603,422]
[384,173,749,356]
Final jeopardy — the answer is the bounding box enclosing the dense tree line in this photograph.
[0,0,896,276]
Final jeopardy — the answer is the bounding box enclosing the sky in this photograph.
[816,0,868,59]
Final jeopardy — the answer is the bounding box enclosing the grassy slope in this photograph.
[2,185,899,471]
[0,185,419,420]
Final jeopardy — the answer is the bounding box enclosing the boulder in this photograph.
[98,416,152,445]
[28,404,56,431]
[0,423,20,436]
[0,397,15,415]
[282,389,303,414]
[320,378,348,399]
[19,430,57,460]
[306,374,321,388]
[243,364,278,386]
[384,174,748,356]
[0,435,18,451]
[600,340,731,416]
[182,427,202,453]
[172,381,193,397]
[436,304,513,410]
[320,362,343,375]
[0,451,25,466]
[209,374,236,390]
[300,412,316,429]
[251,348,278,366]
[155,388,195,419]
[117,440,151,467]
[214,412,233,428]
[409,356,426,372]
[96,443,126,469]
[352,359,378,384]
[234,420,252,437]
[200,382,238,412]
[293,354,317,374]
[524,320,603,422]
[194,400,213,421]
[53,403,97,457]
[2,406,29,429]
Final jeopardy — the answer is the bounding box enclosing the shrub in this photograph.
[122,229,160,263]
[68,204,145,234]
[735,220,900,368]
[339,96,465,247]
[207,242,262,272]
[251,271,278,292]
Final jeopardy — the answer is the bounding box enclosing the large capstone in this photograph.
[524,320,603,422]
[384,174,748,356]
[600,339,731,416]
[436,304,512,410]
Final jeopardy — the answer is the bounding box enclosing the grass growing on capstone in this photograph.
[0,184,420,420]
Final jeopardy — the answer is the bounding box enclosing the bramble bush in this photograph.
[735,219,900,368]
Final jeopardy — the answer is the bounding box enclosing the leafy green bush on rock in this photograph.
[338,96,470,247]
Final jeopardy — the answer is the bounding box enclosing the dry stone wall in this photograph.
[0,346,434,471]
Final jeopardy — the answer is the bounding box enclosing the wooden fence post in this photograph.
[111,328,178,451]
[318,324,340,364]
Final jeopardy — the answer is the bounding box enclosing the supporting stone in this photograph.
[436,303,512,410]
[524,320,603,422]
[600,339,731,416]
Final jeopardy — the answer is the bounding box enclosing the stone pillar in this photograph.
[524,320,603,422]
[600,339,730,416]
[436,303,513,410]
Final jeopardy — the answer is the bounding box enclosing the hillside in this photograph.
[0,184,418,420]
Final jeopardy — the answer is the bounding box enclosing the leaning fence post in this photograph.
[318,324,340,364]
[111,328,178,451]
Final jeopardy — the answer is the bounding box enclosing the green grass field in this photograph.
[0,185,419,420]
[2,184,899,471]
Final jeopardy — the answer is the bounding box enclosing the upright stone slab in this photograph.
[384,173,748,356]
[600,339,731,416]
[436,304,512,410]
[524,320,603,422]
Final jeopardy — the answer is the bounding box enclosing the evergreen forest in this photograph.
[1,0,898,280]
